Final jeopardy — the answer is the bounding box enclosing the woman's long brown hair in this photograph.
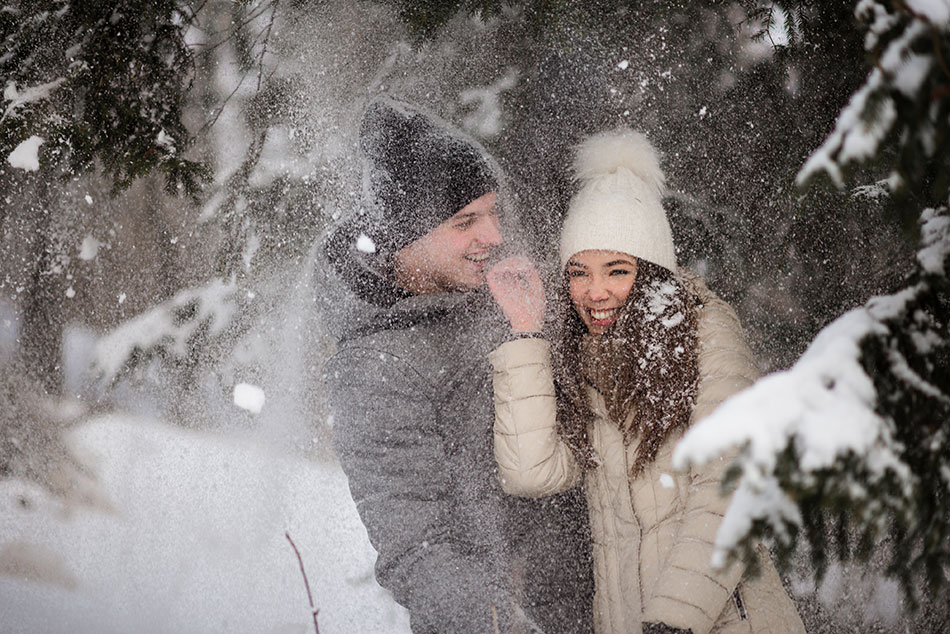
[552,259,701,477]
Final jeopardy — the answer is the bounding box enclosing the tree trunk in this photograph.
[14,175,66,396]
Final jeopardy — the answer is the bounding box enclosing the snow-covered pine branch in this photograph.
[91,278,238,387]
[673,204,950,604]
[797,0,950,199]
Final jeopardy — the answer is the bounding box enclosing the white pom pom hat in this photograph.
[559,128,677,271]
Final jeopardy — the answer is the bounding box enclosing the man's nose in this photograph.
[476,214,503,246]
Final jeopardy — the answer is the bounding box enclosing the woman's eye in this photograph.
[609,268,631,276]
[455,220,476,230]
[567,269,587,278]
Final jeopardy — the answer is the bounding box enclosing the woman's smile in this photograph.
[587,306,621,327]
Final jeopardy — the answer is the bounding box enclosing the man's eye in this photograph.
[455,220,476,230]
[609,269,631,276]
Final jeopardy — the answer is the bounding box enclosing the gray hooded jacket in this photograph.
[319,254,595,634]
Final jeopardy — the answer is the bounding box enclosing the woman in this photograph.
[486,129,805,634]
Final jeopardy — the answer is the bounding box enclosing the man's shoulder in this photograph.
[325,339,427,388]
[329,324,432,369]
[324,319,457,403]
[326,289,506,387]
[339,290,502,352]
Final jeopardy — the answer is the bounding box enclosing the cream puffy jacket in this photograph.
[490,280,806,634]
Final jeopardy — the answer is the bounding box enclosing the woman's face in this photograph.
[566,250,638,334]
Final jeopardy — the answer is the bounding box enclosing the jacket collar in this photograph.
[339,288,483,343]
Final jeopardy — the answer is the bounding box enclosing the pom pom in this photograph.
[573,128,665,197]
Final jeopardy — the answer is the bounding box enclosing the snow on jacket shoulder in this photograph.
[490,274,805,634]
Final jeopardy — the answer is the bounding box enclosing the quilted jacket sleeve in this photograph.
[489,337,583,497]
[640,278,761,634]
[326,347,512,634]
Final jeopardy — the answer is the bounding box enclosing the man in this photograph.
[319,97,594,633]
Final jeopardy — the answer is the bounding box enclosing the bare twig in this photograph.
[188,0,280,139]
[194,1,275,51]
[257,0,279,92]
[285,531,320,634]
[190,69,251,140]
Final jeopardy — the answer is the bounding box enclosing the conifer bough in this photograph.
[0,0,212,196]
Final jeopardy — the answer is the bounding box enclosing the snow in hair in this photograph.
[572,128,665,198]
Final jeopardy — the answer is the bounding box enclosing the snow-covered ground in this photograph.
[0,415,410,634]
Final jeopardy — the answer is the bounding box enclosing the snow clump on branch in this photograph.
[797,1,949,191]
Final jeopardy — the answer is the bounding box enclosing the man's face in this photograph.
[394,192,502,294]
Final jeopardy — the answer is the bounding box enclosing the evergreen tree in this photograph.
[676,0,950,606]
[0,0,212,196]
[0,0,309,481]
[0,0,293,395]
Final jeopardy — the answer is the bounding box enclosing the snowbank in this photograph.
[0,416,410,633]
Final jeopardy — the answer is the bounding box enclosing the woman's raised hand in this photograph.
[486,256,546,333]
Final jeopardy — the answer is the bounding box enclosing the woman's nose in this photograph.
[587,278,609,301]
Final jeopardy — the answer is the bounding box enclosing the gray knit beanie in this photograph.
[357,97,499,254]
[559,129,676,271]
